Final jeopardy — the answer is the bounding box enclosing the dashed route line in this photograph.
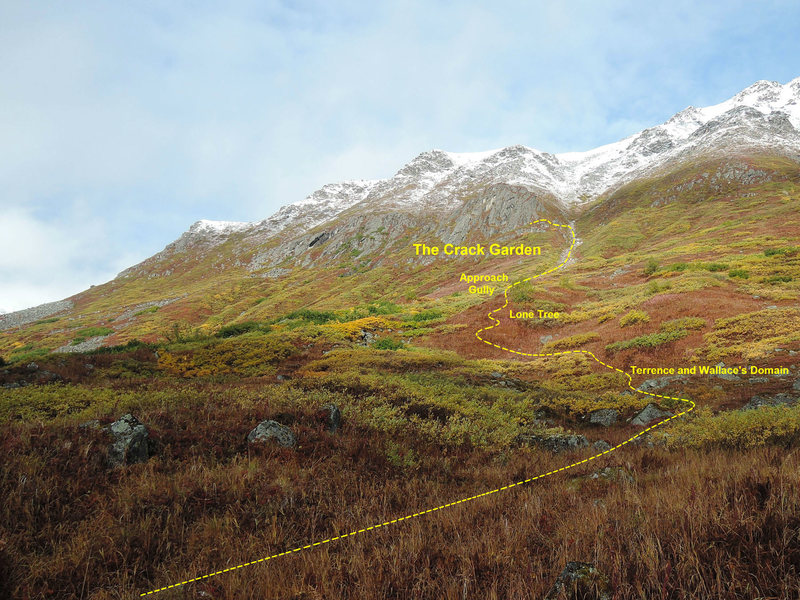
[140,219,695,596]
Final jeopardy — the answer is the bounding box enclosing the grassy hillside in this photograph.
[1,153,799,598]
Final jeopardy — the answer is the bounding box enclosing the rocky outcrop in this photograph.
[586,409,618,427]
[630,403,673,426]
[638,375,688,392]
[518,432,588,453]
[589,467,634,484]
[107,414,150,466]
[544,561,611,600]
[742,393,797,410]
[247,420,297,447]
[0,299,73,331]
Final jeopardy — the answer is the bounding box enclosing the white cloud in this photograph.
[1,1,799,310]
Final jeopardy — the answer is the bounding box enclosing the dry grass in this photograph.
[1,391,799,599]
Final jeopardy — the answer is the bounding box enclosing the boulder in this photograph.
[518,433,588,453]
[638,375,687,392]
[742,394,797,411]
[592,440,612,452]
[247,420,297,447]
[587,409,618,427]
[544,561,611,600]
[107,414,150,466]
[630,403,673,426]
[793,378,800,392]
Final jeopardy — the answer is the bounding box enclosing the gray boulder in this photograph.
[630,403,673,426]
[247,420,297,447]
[793,378,800,392]
[742,394,797,410]
[638,375,687,392]
[518,433,588,453]
[587,408,618,427]
[545,561,611,600]
[107,413,150,466]
[593,440,612,452]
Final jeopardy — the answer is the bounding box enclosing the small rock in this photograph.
[630,403,673,426]
[749,377,770,384]
[84,363,95,371]
[490,371,504,379]
[639,375,688,391]
[793,378,800,392]
[2,382,21,389]
[590,466,634,484]
[26,362,38,371]
[593,440,612,452]
[79,419,101,429]
[318,403,341,433]
[247,420,297,447]
[540,335,554,345]
[107,414,150,466]
[587,408,618,427]
[545,561,611,600]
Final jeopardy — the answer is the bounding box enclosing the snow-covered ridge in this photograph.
[190,77,800,240]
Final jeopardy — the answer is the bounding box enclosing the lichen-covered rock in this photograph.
[587,408,618,427]
[247,420,297,447]
[107,414,150,466]
[592,440,612,452]
[518,433,588,453]
[630,403,673,426]
[545,561,611,600]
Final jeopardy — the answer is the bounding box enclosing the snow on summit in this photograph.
[196,77,800,237]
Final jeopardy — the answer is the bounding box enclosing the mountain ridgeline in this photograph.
[2,77,800,352]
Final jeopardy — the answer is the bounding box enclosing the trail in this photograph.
[141,219,695,597]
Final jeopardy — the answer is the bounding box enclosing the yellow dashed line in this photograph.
[140,218,695,596]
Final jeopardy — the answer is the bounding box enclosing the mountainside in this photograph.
[2,77,800,356]
[3,79,800,600]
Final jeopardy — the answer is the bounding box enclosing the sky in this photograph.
[2,0,800,312]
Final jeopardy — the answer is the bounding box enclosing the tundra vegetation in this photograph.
[1,158,799,598]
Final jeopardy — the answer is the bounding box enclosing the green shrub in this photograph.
[729,269,749,279]
[411,309,443,322]
[71,326,114,345]
[669,262,689,271]
[643,259,659,276]
[705,263,728,272]
[373,338,405,350]
[216,321,263,338]
[660,317,706,332]
[619,310,650,327]
[284,309,338,324]
[606,329,689,352]
[764,275,793,284]
[542,332,601,352]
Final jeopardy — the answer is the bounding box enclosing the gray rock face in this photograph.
[587,408,618,427]
[518,433,588,453]
[630,403,673,426]
[320,403,342,433]
[545,561,611,600]
[247,420,297,447]
[793,378,800,392]
[107,414,150,466]
[742,394,797,410]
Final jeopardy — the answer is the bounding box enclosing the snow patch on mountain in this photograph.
[186,77,800,241]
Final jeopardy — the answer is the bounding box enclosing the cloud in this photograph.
[1,1,799,310]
